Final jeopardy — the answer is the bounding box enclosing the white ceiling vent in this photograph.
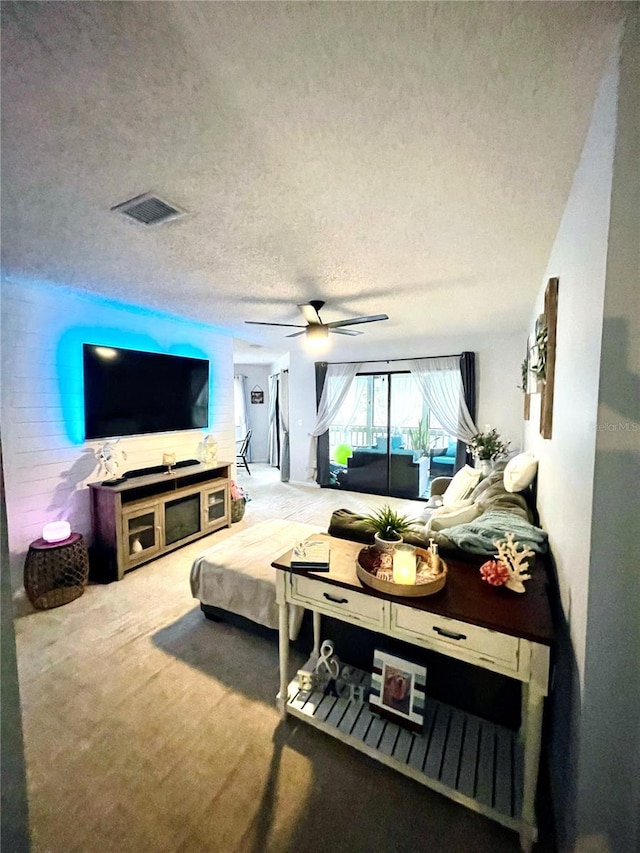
[111,192,186,226]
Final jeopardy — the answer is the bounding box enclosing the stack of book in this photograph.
[291,538,330,571]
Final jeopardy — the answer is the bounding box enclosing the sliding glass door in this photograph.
[328,371,455,499]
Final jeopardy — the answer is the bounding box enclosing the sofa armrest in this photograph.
[430,476,452,497]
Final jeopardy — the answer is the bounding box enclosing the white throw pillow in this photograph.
[442,465,483,507]
[503,452,538,493]
[427,500,482,532]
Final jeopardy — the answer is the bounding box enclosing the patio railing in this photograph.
[328,426,452,460]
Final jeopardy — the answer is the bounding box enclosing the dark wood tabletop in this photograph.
[272,533,555,646]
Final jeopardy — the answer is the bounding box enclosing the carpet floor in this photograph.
[14,465,555,852]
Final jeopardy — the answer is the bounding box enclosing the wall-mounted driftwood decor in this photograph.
[539,277,558,439]
[521,339,531,420]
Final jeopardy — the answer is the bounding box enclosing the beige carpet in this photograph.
[14,467,554,852]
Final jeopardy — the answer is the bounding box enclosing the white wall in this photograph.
[285,330,525,484]
[525,15,639,851]
[579,11,639,851]
[523,49,617,684]
[234,363,272,461]
[1,279,235,592]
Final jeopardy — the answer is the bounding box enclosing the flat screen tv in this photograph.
[83,344,209,439]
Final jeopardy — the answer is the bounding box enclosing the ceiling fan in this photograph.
[244,300,389,342]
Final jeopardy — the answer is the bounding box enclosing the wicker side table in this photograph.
[24,533,89,610]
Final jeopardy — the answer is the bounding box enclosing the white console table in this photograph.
[273,534,554,853]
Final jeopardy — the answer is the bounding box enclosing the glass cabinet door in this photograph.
[122,505,162,566]
[202,483,228,531]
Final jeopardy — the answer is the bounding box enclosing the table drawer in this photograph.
[290,575,385,629]
[391,606,519,669]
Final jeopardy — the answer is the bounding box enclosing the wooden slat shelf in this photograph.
[286,661,523,832]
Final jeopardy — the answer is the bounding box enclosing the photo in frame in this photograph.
[369,650,427,732]
[250,389,264,404]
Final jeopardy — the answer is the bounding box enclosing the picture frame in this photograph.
[369,650,427,732]
[250,389,264,404]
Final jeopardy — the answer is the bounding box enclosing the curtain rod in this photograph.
[318,354,463,365]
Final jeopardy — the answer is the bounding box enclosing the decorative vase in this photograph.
[477,460,493,476]
[230,498,246,523]
[374,532,402,553]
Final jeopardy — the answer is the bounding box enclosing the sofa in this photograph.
[329,458,547,560]
[429,439,457,476]
[338,436,429,498]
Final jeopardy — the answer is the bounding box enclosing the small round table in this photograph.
[24,533,89,610]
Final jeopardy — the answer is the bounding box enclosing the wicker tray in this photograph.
[356,546,447,597]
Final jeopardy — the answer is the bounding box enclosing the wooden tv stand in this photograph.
[89,462,231,582]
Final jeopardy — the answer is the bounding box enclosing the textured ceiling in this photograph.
[1,1,624,359]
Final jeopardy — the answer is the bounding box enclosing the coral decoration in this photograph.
[480,559,510,587]
[493,532,535,593]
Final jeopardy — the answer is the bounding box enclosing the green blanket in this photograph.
[441,510,548,555]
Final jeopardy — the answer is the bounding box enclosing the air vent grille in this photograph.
[111,193,185,226]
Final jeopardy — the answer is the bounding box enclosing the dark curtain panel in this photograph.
[315,362,330,486]
[456,352,477,470]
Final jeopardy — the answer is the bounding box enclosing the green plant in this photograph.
[409,418,431,456]
[518,352,529,393]
[362,505,418,541]
[530,321,548,382]
[467,428,510,461]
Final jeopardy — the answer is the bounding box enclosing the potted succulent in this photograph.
[362,505,419,553]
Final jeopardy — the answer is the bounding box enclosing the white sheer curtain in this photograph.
[307,362,362,480]
[332,376,367,444]
[407,357,478,442]
[267,373,279,467]
[279,370,290,482]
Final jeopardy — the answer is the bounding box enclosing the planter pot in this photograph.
[374,532,402,553]
[477,460,494,477]
[230,498,246,523]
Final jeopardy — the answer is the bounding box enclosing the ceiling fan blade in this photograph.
[285,330,307,338]
[326,314,389,329]
[329,328,362,336]
[244,321,306,328]
[298,302,323,325]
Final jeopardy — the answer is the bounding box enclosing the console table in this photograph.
[272,534,554,853]
[89,462,231,582]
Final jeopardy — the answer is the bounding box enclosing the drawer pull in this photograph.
[433,626,467,641]
[323,592,349,605]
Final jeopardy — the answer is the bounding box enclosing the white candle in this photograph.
[392,549,417,585]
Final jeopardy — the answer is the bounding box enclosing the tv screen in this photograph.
[83,344,210,439]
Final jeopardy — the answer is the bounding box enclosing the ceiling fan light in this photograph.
[306,325,329,341]
[305,324,329,350]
